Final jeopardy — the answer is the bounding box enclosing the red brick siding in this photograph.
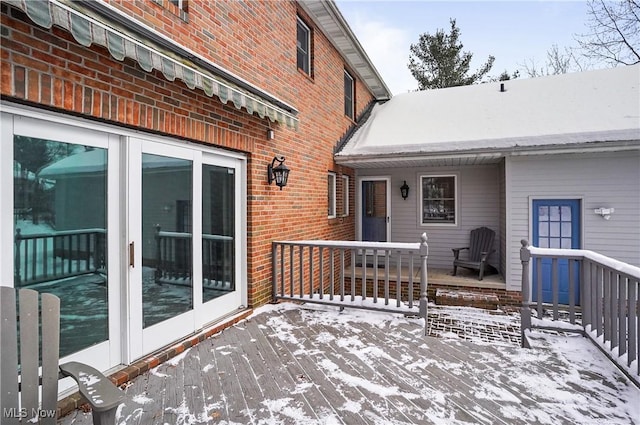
[1,1,375,308]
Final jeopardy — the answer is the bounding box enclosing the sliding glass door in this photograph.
[128,138,243,359]
[2,114,122,378]
[2,110,246,369]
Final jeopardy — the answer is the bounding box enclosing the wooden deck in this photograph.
[59,303,639,425]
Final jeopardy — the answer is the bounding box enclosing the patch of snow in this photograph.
[132,394,154,405]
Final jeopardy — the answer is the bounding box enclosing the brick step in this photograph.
[435,288,500,310]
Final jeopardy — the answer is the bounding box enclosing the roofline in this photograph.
[335,140,640,167]
[297,0,392,100]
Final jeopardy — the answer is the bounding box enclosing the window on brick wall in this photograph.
[328,172,337,218]
[341,175,349,216]
[168,0,188,13]
[297,17,311,75]
[344,70,355,119]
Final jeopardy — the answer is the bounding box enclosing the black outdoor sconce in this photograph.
[267,155,290,190]
[400,180,410,200]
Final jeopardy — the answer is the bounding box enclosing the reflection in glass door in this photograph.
[202,164,235,303]
[141,153,193,328]
[13,136,109,357]
[129,138,244,359]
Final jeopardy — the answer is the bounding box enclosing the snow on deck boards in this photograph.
[59,303,640,425]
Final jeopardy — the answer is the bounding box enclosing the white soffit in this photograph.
[298,0,391,100]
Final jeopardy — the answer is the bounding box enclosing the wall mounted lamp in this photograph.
[267,129,275,140]
[267,155,290,190]
[594,207,614,220]
[400,180,410,200]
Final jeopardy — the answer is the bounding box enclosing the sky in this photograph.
[334,1,592,95]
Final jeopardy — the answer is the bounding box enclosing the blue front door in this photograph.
[532,199,581,305]
[361,180,388,242]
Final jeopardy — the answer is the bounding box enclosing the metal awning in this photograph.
[5,0,299,130]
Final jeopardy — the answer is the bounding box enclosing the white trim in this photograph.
[0,102,247,161]
[528,196,584,250]
[357,176,391,242]
[504,157,513,291]
[296,16,311,76]
[328,172,337,219]
[0,113,14,284]
[341,174,350,217]
[418,173,459,227]
[344,69,355,119]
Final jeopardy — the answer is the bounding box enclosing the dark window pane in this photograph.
[141,154,193,328]
[344,71,354,118]
[202,164,235,303]
[297,19,310,74]
[421,176,456,224]
[14,136,108,357]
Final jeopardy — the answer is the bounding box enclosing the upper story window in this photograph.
[297,17,311,75]
[420,175,457,225]
[152,0,188,20]
[344,70,354,119]
[169,0,188,12]
[328,172,337,218]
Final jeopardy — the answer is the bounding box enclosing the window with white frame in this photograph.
[168,0,188,12]
[296,17,311,75]
[328,172,336,218]
[420,175,457,225]
[341,175,349,216]
[344,70,354,119]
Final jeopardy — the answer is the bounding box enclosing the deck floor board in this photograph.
[57,303,640,425]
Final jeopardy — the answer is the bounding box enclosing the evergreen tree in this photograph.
[408,19,495,90]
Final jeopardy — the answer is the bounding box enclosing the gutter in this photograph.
[335,139,640,166]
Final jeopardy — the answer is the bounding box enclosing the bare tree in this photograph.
[520,45,588,77]
[577,0,640,66]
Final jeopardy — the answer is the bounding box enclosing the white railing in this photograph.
[520,240,640,386]
[272,234,430,333]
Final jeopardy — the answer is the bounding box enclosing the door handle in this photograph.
[129,241,135,267]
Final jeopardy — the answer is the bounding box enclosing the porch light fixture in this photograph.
[267,129,275,140]
[400,180,410,200]
[594,207,614,220]
[267,155,290,190]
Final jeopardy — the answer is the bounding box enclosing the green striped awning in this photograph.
[5,0,299,130]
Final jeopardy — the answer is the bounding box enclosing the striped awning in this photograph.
[5,0,299,130]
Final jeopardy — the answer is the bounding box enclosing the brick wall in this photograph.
[1,0,376,307]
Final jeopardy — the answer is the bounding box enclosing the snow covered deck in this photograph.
[59,303,639,424]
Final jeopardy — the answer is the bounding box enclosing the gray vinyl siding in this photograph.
[357,165,501,271]
[506,150,640,291]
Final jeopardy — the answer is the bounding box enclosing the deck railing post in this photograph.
[520,239,532,348]
[155,224,162,280]
[271,241,278,303]
[15,228,22,284]
[419,233,429,336]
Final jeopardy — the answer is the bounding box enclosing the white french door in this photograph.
[2,108,246,371]
[2,113,122,392]
[127,137,244,360]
